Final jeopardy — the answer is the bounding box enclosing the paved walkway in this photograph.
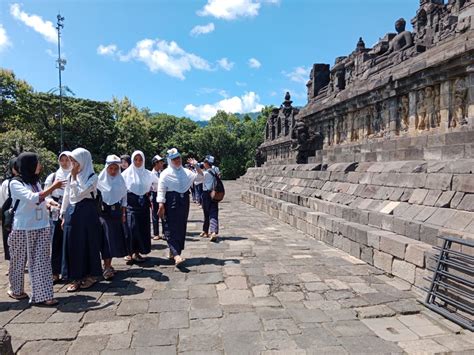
[0,182,472,354]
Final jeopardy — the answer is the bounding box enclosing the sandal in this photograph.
[153,235,162,240]
[210,233,218,242]
[124,255,134,265]
[174,256,186,267]
[35,299,59,307]
[199,232,208,238]
[103,268,114,281]
[7,290,28,300]
[66,281,81,292]
[80,277,97,289]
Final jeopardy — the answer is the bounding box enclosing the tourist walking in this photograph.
[44,151,71,283]
[157,148,203,266]
[1,157,18,261]
[97,155,128,280]
[150,155,165,240]
[7,152,64,305]
[200,156,220,242]
[122,150,157,264]
[194,163,204,206]
[60,148,102,292]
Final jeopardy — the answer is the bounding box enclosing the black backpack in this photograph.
[209,170,225,202]
[2,178,23,235]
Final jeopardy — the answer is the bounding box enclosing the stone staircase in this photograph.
[240,159,474,293]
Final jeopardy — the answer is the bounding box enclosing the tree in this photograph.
[0,129,57,180]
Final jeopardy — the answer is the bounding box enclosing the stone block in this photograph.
[393,217,407,236]
[368,212,383,228]
[360,246,373,264]
[355,305,396,319]
[434,191,456,208]
[423,190,442,206]
[380,201,400,215]
[425,209,457,228]
[373,250,393,273]
[379,234,410,259]
[350,241,361,259]
[425,174,452,191]
[405,221,422,241]
[381,215,394,232]
[457,194,474,212]
[452,175,474,193]
[443,210,473,230]
[413,206,437,222]
[450,192,465,208]
[408,189,429,205]
[392,259,416,284]
[405,243,431,267]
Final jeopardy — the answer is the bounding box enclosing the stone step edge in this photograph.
[241,189,435,292]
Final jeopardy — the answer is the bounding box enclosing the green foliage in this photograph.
[0,129,57,180]
[0,69,269,180]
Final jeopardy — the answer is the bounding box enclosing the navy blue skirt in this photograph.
[62,199,102,280]
[126,192,151,255]
[100,202,128,259]
[164,191,190,256]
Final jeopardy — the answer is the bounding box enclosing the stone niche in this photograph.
[257,0,474,165]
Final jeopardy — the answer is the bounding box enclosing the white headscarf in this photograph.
[55,151,72,181]
[97,155,128,205]
[122,150,157,195]
[159,148,196,194]
[51,151,71,198]
[69,148,95,186]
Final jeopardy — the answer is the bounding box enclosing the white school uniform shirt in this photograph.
[10,180,49,230]
[149,169,161,192]
[60,175,98,217]
[157,166,203,203]
[0,179,9,206]
[202,169,216,192]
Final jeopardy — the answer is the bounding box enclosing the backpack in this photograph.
[2,178,23,235]
[209,170,225,202]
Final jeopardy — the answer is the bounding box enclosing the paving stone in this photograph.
[355,305,396,319]
[178,333,222,353]
[217,289,252,305]
[6,323,81,341]
[293,327,341,348]
[149,298,190,312]
[131,329,178,347]
[225,276,248,289]
[338,336,403,354]
[386,299,422,315]
[221,312,261,332]
[17,340,70,355]
[222,331,264,355]
[262,318,302,335]
[158,311,189,329]
[107,332,133,350]
[392,259,416,284]
[80,319,130,336]
[189,284,217,298]
[289,308,331,323]
[116,300,149,316]
[398,339,449,354]
[361,317,419,342]
[252,284,270,297]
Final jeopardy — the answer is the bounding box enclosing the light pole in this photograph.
[56,14,66,152]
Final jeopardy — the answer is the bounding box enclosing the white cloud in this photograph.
[236,81,247,87]
[283,66,311,84]
[217,57,234,71]
[0,25,11,51]
[185,91,264,120]
[198,0,278,20]
[190,22,215,36]
[197,88,228,98]
[10,3,57,44]
[97,44,117,56]
[99,38,212,80]
[248,57,261,69]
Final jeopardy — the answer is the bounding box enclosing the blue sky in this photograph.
[0,0,418,120]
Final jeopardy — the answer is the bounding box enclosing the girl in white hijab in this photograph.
[60,148,102,292]
[97,155,128,280]
[157,148,203,266]
[44,151,71,283]
[122,150,157,264]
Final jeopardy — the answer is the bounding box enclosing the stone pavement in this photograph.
[0,182,472,354]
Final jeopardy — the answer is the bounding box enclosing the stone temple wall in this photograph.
[244,0,474,292]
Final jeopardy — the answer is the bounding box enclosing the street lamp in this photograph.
[56,14,65,152]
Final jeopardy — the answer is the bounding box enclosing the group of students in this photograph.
[0,147,221,306]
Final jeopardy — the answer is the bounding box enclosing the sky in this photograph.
[0,0,419,121]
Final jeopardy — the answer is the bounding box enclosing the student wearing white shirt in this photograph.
[7,152,64,306]
[122,151,158,264]
[44,151,71,283]
[150,155,165,240]
[157,148,203,266]
[60,148,102,292]
[200,156,219,242]
[97,155,128,280]
[1,157,18,261]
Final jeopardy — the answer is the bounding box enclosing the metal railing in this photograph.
[423,236,473,331]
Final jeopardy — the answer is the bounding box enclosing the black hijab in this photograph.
[16,152,40,185]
